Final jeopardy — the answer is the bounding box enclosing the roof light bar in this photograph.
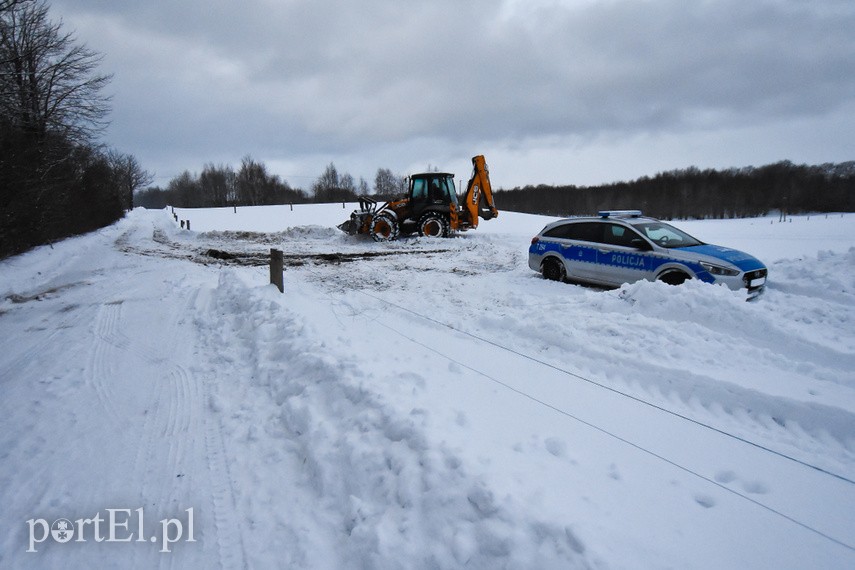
[598,210,643,218]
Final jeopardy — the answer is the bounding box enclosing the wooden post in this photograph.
[186,220,191,231]
[180,220,185,229]
[290,203,293,211]
[270,248,284,293]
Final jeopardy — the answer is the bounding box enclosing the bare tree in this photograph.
[108,151,153,210]
[0,1,111,144]
[236,155,271,206]
[312,162,339,198]
[374,167,403,197]
[312,162,360,203]
[199,163,235,207]
[0,1,33,15]
[357,177,369,195]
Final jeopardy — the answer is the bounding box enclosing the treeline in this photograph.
[496,161,855,219]
[1,0,152,258]
[137,162,407,209]
[137,157,306,209]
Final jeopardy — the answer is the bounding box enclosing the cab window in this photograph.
[441,177,459,206]
[411,179,427,200]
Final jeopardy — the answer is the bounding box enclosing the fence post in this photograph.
[180,220,185,229]
[187,220,191,231]
[270,248,284,293]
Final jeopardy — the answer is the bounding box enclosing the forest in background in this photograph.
[495,160,855,219]
[141,158,855,221]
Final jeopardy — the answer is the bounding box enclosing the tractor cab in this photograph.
[409,173,458,209]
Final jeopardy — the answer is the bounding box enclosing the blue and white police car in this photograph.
[529,210,768,297]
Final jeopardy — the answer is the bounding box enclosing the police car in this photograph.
[528,210,767,296]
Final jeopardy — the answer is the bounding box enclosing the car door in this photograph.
[542,222,602,281]
[591,222,653,286]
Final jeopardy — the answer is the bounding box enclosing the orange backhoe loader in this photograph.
[337,155,499,242]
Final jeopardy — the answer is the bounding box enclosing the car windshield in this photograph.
[634,222,703,249]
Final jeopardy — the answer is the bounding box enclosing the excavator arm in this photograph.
[462,155,499,229]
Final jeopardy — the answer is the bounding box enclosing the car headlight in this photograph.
[700,261,740,277]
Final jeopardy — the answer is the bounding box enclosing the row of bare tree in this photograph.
[1,0,151,258]
[136,162,407,209]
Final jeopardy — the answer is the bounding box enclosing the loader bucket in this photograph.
[337,218,357,235]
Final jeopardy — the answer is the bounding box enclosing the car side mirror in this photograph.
[631,238,651,251]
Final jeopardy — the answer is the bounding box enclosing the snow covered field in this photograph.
[1,204,854,569]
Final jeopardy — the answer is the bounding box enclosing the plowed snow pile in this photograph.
[1,204,854,569]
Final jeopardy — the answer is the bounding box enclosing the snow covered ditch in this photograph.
[1,205,854,569]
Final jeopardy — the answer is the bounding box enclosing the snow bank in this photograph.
[194,269,595,568]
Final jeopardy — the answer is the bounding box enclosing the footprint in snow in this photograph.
[694,494,717,508]
[742,480,770,495]
[714,470,769,494]
[544,437,566,458]
[714,470,737,484]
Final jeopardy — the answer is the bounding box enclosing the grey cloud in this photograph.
[49,0,855,185]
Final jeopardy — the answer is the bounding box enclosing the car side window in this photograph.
[603,223,641,247]
[543,224,573,239]
[544,222,603,242]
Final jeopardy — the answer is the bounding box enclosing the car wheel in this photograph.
[542,258,566,282]
[658,270,690,286]
[370,213,399,242]
[418,213,449,238]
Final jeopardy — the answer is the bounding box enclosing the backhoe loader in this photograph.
[337,155,499,242]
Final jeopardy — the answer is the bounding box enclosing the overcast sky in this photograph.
[48,0,855,190]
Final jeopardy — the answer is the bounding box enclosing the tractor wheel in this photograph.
[418,213,449,238]
[370,212,399,242]
[542,258,566,282]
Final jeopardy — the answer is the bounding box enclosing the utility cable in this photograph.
[358,289,855,486]
[370,316,855,553]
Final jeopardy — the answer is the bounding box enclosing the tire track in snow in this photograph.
[202,383,248,570]
[126,289,204,570]
[87,301,125,422]
[188,286,248,570]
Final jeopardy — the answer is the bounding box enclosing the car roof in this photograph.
[543,213,659,230]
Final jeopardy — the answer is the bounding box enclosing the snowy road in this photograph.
[1,206,854,568]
